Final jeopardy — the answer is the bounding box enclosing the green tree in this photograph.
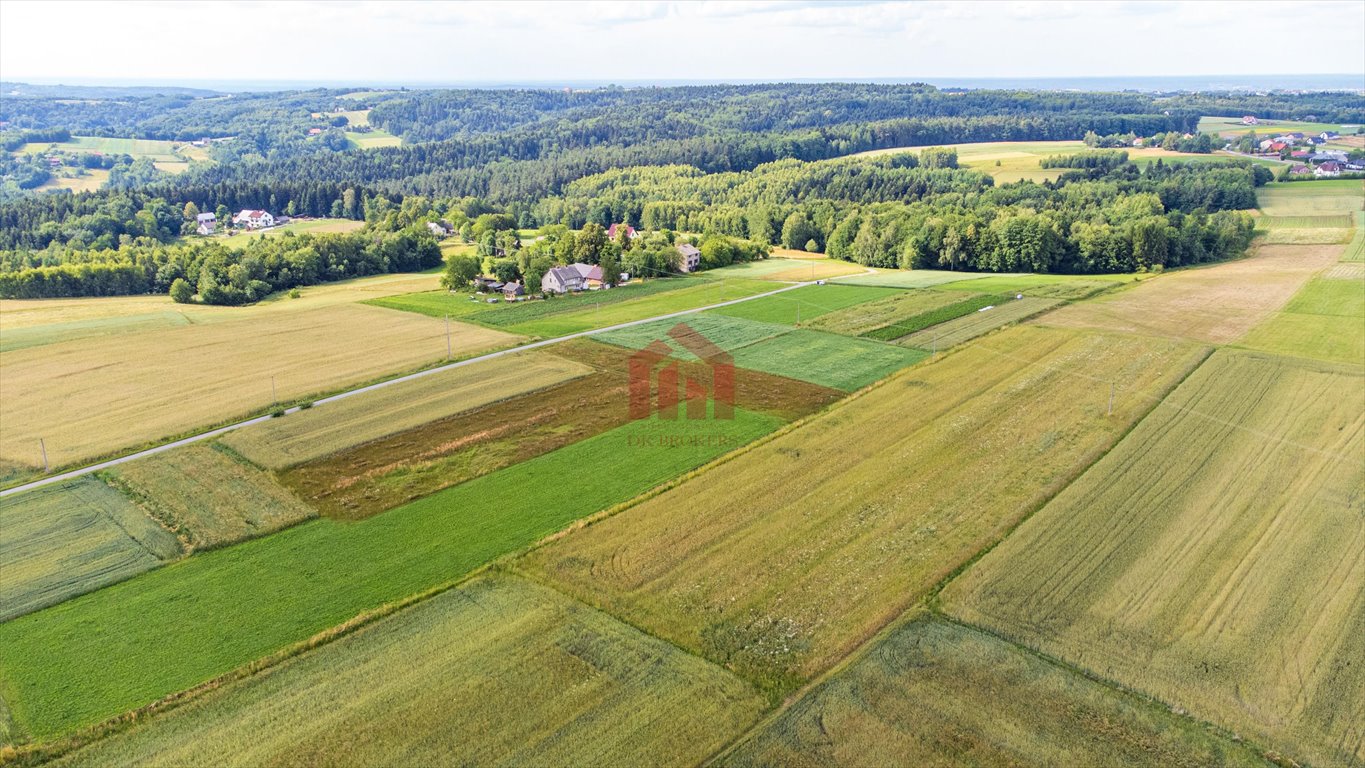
[574,222,607,264]
[183,202,199,222]
[599,247,621,287]
[804,238,819,253]
[169,277,194,304]
[441,254,480,291]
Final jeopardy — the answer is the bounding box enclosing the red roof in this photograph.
[607,223,636,239]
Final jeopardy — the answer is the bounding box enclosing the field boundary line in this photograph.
[0,280,815,499]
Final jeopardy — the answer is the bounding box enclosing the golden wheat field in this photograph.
[1039,244,1340,344]
[0,304,518,471]
[943,349,1365,767]
[523,325,1207,695]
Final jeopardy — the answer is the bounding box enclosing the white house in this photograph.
[232,209,275,229]
[676,243,702,273]
[196,212,217,235]
[426,221,453,237]
[542,265,586,294]
[1315,161,1342,178]
[1241,115,1258,125]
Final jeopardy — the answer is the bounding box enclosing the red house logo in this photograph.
[628,322,734,420]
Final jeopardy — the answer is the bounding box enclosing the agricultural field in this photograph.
[523,326,1206,696]
[897,297,1063,349]
[0,478,181,622]
[722,616,1271,768]
[0,410,782,743]
[1240,270,1365,366]
[596,314,792,359]
[498,278,776,338]
[345,129,401,149]
[943,349,1365,768]
[222,352,592,469]
[216,217,366,248]
[706,284,899,325]
[853,139,1233,183]
[369,277,705,326]
[1040,244,1339,344]
[280,341,840,519]
[0,270,442,353]
[46,575,765,768]
[102,445,316,550]
[804,288,972,336]
[933,271,1139,297]
[36,169,108,193]
[1255,179,1364,217]
[17,136,186,162]
[832,268,1003,289]
[0,304,517,472]
[1197,115,1359,138]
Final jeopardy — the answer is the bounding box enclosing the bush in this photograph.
[169,278,194,304]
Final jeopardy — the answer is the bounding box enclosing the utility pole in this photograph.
[1108,382,1115,416]
[39,438,48,473]
[271,375,277,404]
[796,304,800,324]
[445,314,452,359]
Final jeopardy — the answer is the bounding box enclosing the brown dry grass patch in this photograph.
[1039,244,1341,344]
[282,340,841,519]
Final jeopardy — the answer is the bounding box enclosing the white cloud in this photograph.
[0,0,1360,85]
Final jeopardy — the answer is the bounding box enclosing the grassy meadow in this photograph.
[0,411,781,743]
[0,304,517,472]
[832,268,1003,289]
[1040,244,1339,344]
[722,616,1272,768]
[221,352,592,469]
[500,278,777,337]
[705,284,899,325]
[523,326,1206,696]
[944,349,1365,767]
[0,479,181,623]
[46,575,764,768]
[1240,270,1365,366]
[804,288,973,337]
[1197,115,1359,138]
[102,445,315,551]
[345,129,401,149]
[898,297,1063,349]
[215,218,365,249]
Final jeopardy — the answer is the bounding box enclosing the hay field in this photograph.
[18,136,184,162]
[1240,271,1365,366]
[731,330,924,391]
[722,616,1271,768]
[1197,116,1357,138]
[852,140,1224,183]
[523,326,1206,695]
[943,350,1365,767]
[0,479,181,622]
[1255,179,1363,217]
[218,218,365,249]
[0,271,442,352]
[832,268,1002,289]
[345,129,401,149]
[1040,244,1339,344]
[596,314,792,359]
[0,411,781,743]
[48,576,764,768]
[707,284,899,325]
[221,352,592,469]
[804,288,971,336]
[898,297,1063,349]
[103,445,315,550]
[0,304,517,471]
[502,278,774,338]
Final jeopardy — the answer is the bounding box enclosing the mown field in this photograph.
[1197,116,1359,138]
[0,304,517,472]
[102,445,315,551]
[1240,270,1365,366]
[216,218,365,249]
[853,139,1234,183]
[1040,244,1339,344]
[1255,179,1363,217]
[523,326,1206,696]
[898,297,1063,349]
[804,288,972,337]
[17,136,185,162]
[0,410,782,743]
[706,284,899,325]
[722,615,1272,768]
[221,352,592,469]
[0,271,442,353]
[595,314,923,391]
[943,349,1365,768]
[832,268,1002,289]
[280,340,839,519]
[345,129,401,149]
[47,575,765,768]
[0,479,181,623]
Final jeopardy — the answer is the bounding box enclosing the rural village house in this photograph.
[232,209,275,229]
[1314,161,1342,178]
[607,223,639,240]
[541,263,605,294]
[196,212,217,235]
[1288,164,1313,176]
[676,243,702,273]
[427,220,453,237]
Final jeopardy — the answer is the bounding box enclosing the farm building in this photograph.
[1288,164,1313,176]
[501,281,525,299]
[541,263,603,294]
[232,209,275,229]
[196,212,217,235]
[426,221,453,237]
[1241,115,1258,125]
[1309,151,1349,163]
[676,243,702,273]
[1320,131,1341,141]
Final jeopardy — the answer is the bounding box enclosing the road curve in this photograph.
[1,279,815,499]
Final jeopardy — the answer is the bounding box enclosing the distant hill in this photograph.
[0,81,222,99]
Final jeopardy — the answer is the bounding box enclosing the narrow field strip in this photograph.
[899,297,1063,349]
[943,349,1365,768]
[0,411,782,743]
[43,575,765,768]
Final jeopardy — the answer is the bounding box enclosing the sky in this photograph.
[1,0,1362,86]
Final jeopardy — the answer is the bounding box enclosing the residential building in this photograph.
[1315,161,1342,178]
[676,243,702,273]
[606,223,639,240]
[542,265,586,294]
[232,209,275,229]
[1288,164,1313,176]
[426,221,453,237]
[501,281,525,299]
[196,212,217,235]
[1241,115,1258,125]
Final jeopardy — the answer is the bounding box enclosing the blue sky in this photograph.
[2,1,1362,85]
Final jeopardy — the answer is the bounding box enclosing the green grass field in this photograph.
[899,297,1063,349]
[47,575,765,768]
[595,314,792,360]
[0,479,181,623]
[1198,115,1359,138]
[1254,214,1356,229]
[344,129,401,149]
[722,615,1271,768]
[17,136,184,162]
[732,330,925,391]
[804,289,971,337]
[943,349,1365,768]
[861,293,1005,341]
[0,410,781,744]
[832,268,1002,289]
[524,326,1206,697]
[220,352,592,469]
[1256,179,1364,217]
[216,218,365,249]
[705,284,900,325]
[503,278,776,337]
[102,445,315,551]
[1240,272,1365,366]
[364,290,494,319]
[934,272,1139,297]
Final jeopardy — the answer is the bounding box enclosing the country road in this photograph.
[0,278,822,499]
